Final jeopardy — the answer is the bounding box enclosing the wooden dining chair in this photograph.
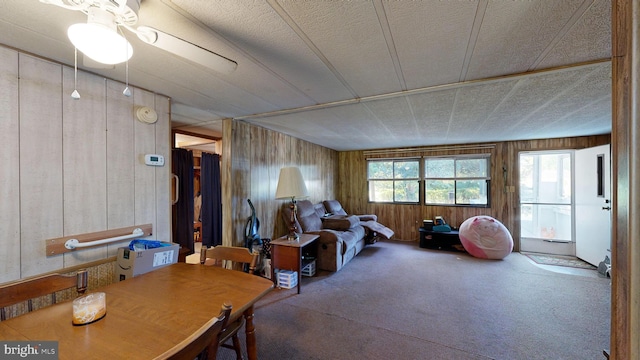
[200,246,260,274]
[200,246,260,359]
[158,302,231,360]
[0,269,88,321]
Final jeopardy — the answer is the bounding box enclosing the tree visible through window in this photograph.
[368,159,420,203]
[424,156,490,206]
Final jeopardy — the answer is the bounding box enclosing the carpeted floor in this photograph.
[523,252,597,270]
[216,240,611,360]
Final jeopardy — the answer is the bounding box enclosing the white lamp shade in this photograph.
[275,167,309,200]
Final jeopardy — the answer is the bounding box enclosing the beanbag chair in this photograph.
[459,216,513,259]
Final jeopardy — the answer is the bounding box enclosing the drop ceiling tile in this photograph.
[384,1,478,89]
[167,0,354,106]
[466,0,585,80]
[481,67,588,130]
[536,0,611,69]
[278,0,403,97]
[448,80,519,134]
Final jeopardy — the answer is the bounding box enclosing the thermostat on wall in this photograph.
[145,154,165,166]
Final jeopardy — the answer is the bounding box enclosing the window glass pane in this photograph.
[455,180,487,205]
[394,180,419,202]
[520,204,571,241]
[519,155,534,203]
[369,180,394,202]
[425,180,455,204]
[425,159,454,178]
[368,161,393,179]
[394,161,419,179]
[456,159,487,178]
[520,153,571,204]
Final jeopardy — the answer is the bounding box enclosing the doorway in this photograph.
[519,151,574,256]
[172,130,222,258]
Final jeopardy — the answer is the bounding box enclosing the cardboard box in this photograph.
[115,242,179,282]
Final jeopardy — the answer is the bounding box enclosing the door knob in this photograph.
[602,206,611,210]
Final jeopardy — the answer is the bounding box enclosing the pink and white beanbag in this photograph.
[459,216,513,259]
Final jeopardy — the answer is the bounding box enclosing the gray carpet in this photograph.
[217,240,611,360]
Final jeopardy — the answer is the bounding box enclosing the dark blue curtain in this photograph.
[172,148,194,254]
[201,153,222,247]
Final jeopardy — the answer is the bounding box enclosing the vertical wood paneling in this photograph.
[105,79,135,257]
[221,119,233,247]
[154,95,171,243]
[19,55,64,277]
[230,121,251,246]
[1,47,170,284]
[62,68,108,266]
[338,135,610,249]
[133,89,157,232]
[226,121,338,244]
[610,0,635,357]
[270,130,290,239]
[0,47,20,282]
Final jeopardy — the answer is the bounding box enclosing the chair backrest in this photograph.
[159,302,231,360]
[200,246,260,274]
[0,269,88,321]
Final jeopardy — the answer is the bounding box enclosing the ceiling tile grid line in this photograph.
[267,0,359,99]
[528,0,598,71]
[166,0,326,109]
[504,63,609,133]
[459,0,489,82]
[376,0,406,91]
[236,61,609,122]
[3,0,612,151]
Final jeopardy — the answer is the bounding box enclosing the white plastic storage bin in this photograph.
[301,260,316,277]
[276,270,298,289]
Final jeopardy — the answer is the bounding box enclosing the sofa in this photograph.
[283,200,367,272]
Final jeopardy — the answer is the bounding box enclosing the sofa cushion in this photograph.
[323,200,347,216]
[337,226,365,253]
[295,200,323,232]
[313,203,327,219]
[323,200,378,222]
[322,215,359,231]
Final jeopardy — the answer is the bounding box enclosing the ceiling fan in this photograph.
[39,0,237,74]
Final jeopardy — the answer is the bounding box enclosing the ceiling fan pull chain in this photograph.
[121,26,132,97]
[71,47,81,100]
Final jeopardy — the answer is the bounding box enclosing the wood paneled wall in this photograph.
[338,135,610,250]
[224,121,338,246]
[0,47,170,283]
[610,0,638,357]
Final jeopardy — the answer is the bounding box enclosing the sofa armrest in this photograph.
[357,214,378,222]
[322,215,359,231]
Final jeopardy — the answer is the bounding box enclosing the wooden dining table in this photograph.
[0,262,273,359]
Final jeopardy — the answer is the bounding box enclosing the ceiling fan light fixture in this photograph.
[67,7,133,65]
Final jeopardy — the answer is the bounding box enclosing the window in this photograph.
[424,156,490,206]
[367,159,420,203]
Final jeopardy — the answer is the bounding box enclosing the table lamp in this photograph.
[275,166,309,241]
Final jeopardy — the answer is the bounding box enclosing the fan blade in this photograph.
[136,26,237,75]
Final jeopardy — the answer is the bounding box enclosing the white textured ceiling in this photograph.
[0,0,611,151]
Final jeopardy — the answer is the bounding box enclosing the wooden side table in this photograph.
[270,233,319,294]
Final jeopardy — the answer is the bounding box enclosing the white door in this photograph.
[575,144,611,266]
